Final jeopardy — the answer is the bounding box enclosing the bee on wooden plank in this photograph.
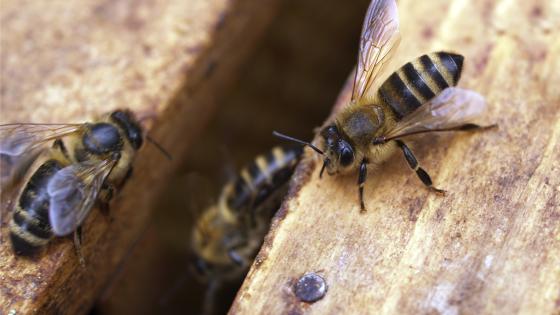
[274,0,495,211]
[0,110,169,259]
[190,146,302,314]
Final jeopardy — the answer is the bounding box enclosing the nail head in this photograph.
[294,273,327,303]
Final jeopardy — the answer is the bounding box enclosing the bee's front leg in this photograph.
[358,158,369,213]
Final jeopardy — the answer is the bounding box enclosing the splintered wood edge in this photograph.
[230,0,560,314]
[0,0,280,313]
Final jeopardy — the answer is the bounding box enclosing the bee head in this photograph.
[320,124,355,175]
[110,110,144,150]
[113,109,173,160]
[272,128,354,178]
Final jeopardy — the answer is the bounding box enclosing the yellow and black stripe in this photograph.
[378,52,464,120]
[9,159,63,255]
[224,146,302,214]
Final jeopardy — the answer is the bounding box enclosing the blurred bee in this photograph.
[190,145,302,314]
[0,110,167,257]
[274,0,495,211]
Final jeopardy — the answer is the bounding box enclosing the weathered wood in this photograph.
[231,0,560,314]
[93,1,374,313]
[0,0,279,313]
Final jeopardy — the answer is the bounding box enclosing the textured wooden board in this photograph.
[231,0,560,314]
[0,0,279,313]
[92,0,374,313]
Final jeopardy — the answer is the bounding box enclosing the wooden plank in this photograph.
[93,1,374,313]
[0,0,280,313]
[231,0,560,314]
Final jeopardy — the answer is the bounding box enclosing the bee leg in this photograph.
[228,249,245,266]
[73,226,86,266]
[248,204,257,228]
[98,183,114,219]
[396,140,446,195]
[358,159,369,213]
[227,241,249,266]
[248,194,259,228]
[53,139,70,160]
[202,279,219,315]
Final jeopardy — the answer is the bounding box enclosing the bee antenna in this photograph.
[146,135,173,161]
[272,131,324,155]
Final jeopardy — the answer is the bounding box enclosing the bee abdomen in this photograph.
[225,146,303,212]
[9,213,50,255]
[378,52,463,120]
[10,159,63,255]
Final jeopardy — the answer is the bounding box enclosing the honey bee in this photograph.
[274,0,495,211]
[190,146,302,314]
[0,110,167,257]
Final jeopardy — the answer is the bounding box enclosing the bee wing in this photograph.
[0,149,43,191]
[384,87,487,139]
[352,0,400,102]
[0,123,82,156]
[47,159,116,236]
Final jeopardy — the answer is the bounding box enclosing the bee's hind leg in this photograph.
[73,226,86,267]
[396,140,446,195]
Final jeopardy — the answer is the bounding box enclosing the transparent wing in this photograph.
[0,149,43,190]
[384,87,487,139]
[47,159,116,236]
[0,123,82,156]
[352,0,400,102]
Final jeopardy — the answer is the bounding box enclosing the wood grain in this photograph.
[231,0,560,314]
[0,0,279,313]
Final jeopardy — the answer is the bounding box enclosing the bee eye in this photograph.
[339,144,354,167]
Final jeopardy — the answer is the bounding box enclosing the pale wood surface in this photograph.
[231,0,560,314]
[0,0,279,313]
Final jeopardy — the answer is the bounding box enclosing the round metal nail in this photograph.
[294,272,327,303]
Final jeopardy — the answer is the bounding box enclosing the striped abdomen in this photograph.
[378,52,464,120]
[224,146,303,214]
[9,159,64,255]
